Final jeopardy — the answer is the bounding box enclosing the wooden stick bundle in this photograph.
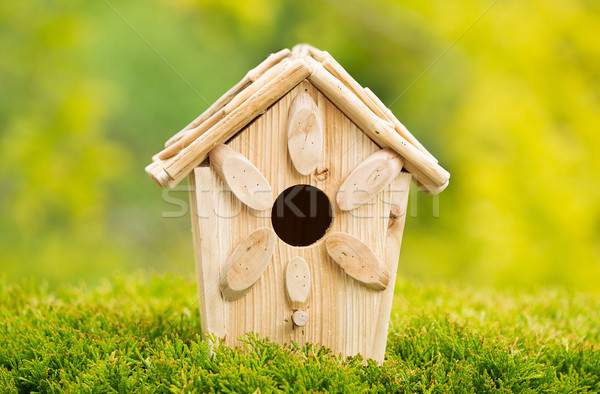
[362,87,435,162]
[291,43,316,59]
[164,48,291,148]
[158,58,291,160]
[306,56,450,188]
[310,51,437,162]
[152,59,312,188]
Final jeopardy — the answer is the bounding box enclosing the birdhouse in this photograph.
[146,44,450,363]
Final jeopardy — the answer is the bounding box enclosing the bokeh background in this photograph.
[1,0,599,291]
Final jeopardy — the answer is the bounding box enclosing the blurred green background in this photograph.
[1,0,599,291]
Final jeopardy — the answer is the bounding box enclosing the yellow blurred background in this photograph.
[1,0,599,291]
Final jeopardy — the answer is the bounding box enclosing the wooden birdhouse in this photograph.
[146,44,450,363]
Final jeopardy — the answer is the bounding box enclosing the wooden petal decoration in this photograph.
[220,227,276,301]
[209,144,273,210]
[287,92,323,175]
[285,256,311,309]
[336,148,404,211]
[325,232,389,291]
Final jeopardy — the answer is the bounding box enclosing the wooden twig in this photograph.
[152,59,312,188]
[158,58,291,160]
[363,87,436,162]
[291,43,316,59]
[306,57,450,188]
[246,48,291,81]
[310,51,437,162]
[164,79,250,149]
[164,48,291,148]
[403,161,449,195]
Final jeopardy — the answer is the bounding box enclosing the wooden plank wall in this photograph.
[189,80,411,363]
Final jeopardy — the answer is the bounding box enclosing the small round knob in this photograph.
[292,310,309,327]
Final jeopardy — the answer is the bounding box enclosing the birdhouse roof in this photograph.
[146,44,450,194]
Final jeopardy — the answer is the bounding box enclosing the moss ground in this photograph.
[1,274,598,392]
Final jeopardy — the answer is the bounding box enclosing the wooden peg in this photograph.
[220,227,276,301]
[209,144,273,211]
[336,148,404,211]
[292,310,309,327]
[325,232,389,291]
[287,92,323,175]
[285,257,311,309]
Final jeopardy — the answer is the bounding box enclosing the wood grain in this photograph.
[371,174,411,358]
[189,164,226,340]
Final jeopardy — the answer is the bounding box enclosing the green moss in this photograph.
[1,274,598,392]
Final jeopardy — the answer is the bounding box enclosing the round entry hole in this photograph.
[271,185,333,247]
